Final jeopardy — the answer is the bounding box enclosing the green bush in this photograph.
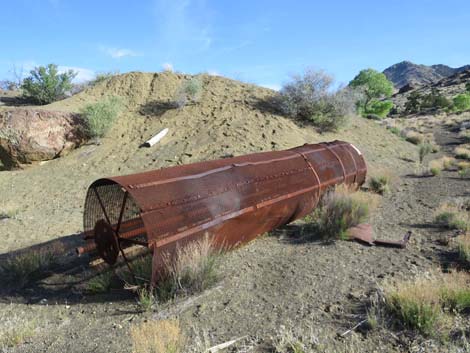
[406,89,453,113]
[278,69,360,132]
[21,64,76,104]
[81,96,123,138]
[453,93,470,112]
[404,91,422,114]
[434,211,468,231]
[367,100,394,118]
[418,143,433,163]
[386,292,440,335]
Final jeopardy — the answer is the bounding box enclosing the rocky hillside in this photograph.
[390,68,470,113]
[383,60,470,89]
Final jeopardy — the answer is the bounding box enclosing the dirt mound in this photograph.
[0,71,417,254]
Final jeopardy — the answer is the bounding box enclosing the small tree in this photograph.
[349,69,394,118]
[21,64,76,104]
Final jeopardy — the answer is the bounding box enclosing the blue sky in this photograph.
[1,0,470,90]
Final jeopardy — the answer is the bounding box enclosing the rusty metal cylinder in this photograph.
[80,140,366,283]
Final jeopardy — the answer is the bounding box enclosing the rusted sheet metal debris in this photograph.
[347,224,412,248]
[78,140,367,284]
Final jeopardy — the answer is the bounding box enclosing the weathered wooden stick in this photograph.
[206,336,248,353]
[143,128,169,147]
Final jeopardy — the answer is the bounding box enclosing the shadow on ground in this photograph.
[0,234,136,306]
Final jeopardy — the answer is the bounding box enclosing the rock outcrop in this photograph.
[0,109,86,169]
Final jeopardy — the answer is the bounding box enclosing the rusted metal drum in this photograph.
[79,140,367,284]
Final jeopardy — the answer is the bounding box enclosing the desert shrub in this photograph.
[429,157,453,175]
[418,143,433,163]
[137,286,156,311]
[434,201,469,231]
[453,93,470,112]
[309,187,369,240]
[404,131,423,145]
[175,76,203,107]
[439,271,470,312]
[385,280,441,335]
[278,69,360,132]
[405,89,453,113]
[455,145,470,160]
[21,63,76,104]
[90,71,117,85]
[81,96,123,138]
[404,91,423,114]
[162,235,220,299]
[456,161,470,170]
[459,168,470,179]
[466,82,470,93]
[130,319,185,353]
[458,130,470,143]
[86,270,115,293]
[457,234,470,264]
[368,175,390,194]
[420,88,452,110]
[388,126,401,135]
[384,272,470,336]
[0,247,59,288]
[430,167,441,176]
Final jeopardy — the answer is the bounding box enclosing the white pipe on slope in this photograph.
[143,128,169,147]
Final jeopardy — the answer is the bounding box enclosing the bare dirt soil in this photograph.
[0,73,468,352]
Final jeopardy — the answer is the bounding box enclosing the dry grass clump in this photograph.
[0,316,36,348]
[404,130,424,145]
[434,200,469,232]
[130,319,185,353]
[368,175,391,194]
[426,157,455,176]
[418,142,433,163]
[306,185,373,241]
[458,130,470,143]
[0,244,62,288]
[161,235,220,299]
[457,234,470,264]
[456,161,470,170]
[459,168,470,179]
[455,145,470,160]
[383,271,470,336]
[86,270,116,294]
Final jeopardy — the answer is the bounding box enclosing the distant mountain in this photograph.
[383,61,470,89]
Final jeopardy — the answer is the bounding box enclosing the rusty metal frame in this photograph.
[78,140,367,285]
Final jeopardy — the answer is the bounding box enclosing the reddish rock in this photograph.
[0,109,86,169]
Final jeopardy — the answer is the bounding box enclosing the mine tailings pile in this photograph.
[77,140,367,285]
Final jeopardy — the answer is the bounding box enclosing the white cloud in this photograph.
[207,70,220,76]
[101,47,142,59]
[162,62,174,72]
[260,83,281,91]
[58,66,95,83]
[153,0,213,55]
